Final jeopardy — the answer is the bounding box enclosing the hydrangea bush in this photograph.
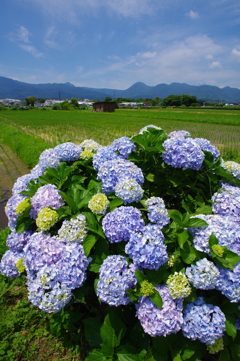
[1,127,240,360]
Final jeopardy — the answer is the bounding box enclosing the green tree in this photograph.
[70,98,79,108]
[104,96,113,102]
[25,96,37,106]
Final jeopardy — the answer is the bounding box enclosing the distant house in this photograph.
[92,102,115,112]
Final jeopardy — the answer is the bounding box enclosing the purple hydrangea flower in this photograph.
[12,174,34,195]
[115,179,144,204]
[30,164,45,178]
[145,197,170,227]
[182,297,226,344]
[162,137,205,170]
[5,194,26,231]
[102,206,145,243]
[38,148,60,170]
[92,146,121,171]
[6,230,33,253]
[168,130,191,138]
[53,142,82,162]
[96,255,137,306]
[212,183,240,222]
[216,263,240,302]
[136,284,183,337]
[125,224,168,270]
[30,184,64,219]
[110,137,136,158]
[0,250,24,278]
[193,138,220,162]
[97,159,144,194]
[188,214,240,255]
[186,258,220,290]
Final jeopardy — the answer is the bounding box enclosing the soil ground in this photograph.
[0,144,29,229]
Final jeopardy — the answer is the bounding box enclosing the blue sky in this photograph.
[1,0,240,89]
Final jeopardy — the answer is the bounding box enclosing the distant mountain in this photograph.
[0,76,240,103]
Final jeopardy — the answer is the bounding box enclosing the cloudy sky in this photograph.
[1,0,240,89]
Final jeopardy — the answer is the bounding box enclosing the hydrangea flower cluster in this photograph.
[186,258,220,290]
[80,139,102,152]
[6,230,33,253]
[57,214,88,243]
[96,255,137,306]
[162,137,205,170]
[92,146,120,171]
[38,148,60,170]
[54,142,82,162]
[166,272,191,299]
[36,207,59,231]
[222,160,240,180]
[110,137,136,158]
[102,206,145,243]
[0,250,24,278]
[115,179,144,204]
[212,183,240,221]
[168,130,191,138]
[216,263,240,302]
[125,224,168,270]
[12,174,34,195]
[136,285,183,337]
[30,184,64,219]
[193,138,220,161]
[182,297,226,345]
[145,196,170,227]
[5,193,27,231]
[88,193,110,215]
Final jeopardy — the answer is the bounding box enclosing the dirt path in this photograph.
[0,144,29,230]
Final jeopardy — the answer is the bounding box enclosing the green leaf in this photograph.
[225,316,237,340]
[219,347,231,361]
[117,344,145,361]
[209,233,218,249]
[181,348,195,360]
[144,347,168,361]
[177,230,189,249]
[168,210,183,225]
[180,243,197,264]
[152,336,169,354]
[85,349,107,361]
[223,247,240,268]
[100,310,126,349]
[187,218,208,228]
[146,173,155,182]
[109,197,124,211]
[83,318,102,347]
[135,270,147,284]
[83,234,98,257]
[149,289,163,309]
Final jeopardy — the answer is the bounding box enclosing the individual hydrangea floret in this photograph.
[139,125,162,134]
[136,284,183,337]
[36,207,59,231]
[186,258,220,290]
[92,146,120,171]
[96,255,137,306]
[97,159,144,194]
[168,130,191,138]
[12,174,34,195]
[6,230,33,253]
[145,196,170,227]
[102,206,144,243]
[188,214,240,255]
[193,138,220,162]
[162,137,205,170]
[53,142,82,162]
[125,224,168,270]
[0,250,24,278]
[212,183,240,222]
[216,263,240,302]
[182,297,226,345]
[222,161,240,181]
[57,214,88,243]
[115,179,144,204]
[80,150,94,160]
[110,137,136,158]
[88,193,110,215]
[30,184,64,219]
[80,139,102,152]
[166,272,191,299]
[38,148,60,170]
[5,194,27,231]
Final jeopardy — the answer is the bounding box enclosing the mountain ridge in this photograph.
[0,76,240,103]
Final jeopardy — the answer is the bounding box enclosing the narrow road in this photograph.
[0,144,29,230]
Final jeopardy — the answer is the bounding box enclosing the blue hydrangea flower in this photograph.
[97,159,144,194]
[30,164,45,178]
[57,214,88,243]
[54,142,82,162]
[168,130,191,138]
[30,184,64,219]
[136,284,183,337]
[139,125,162,134]
[186,258,220,290]
[162,137,205,170]
[145,197,170,227]
[125,224,168,270]
[236,318,240,330]
[182,297,226,345]
[222,161,240,181]
[115,179,144,204]
[96,255,137,306]
[212,183,240,222]
[5,194,27,231]
[93,146,120,171]
[216,263,240,302]
[12,174,34,195]
[188,214,240,255]
[102,206,145,243]
[6,230,33,253]
[38,148,60,170]
[0,250,24,278]
[193,138,220,162]
[110,137,136,158]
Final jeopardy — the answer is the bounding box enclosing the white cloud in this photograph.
[232,48,240,56]
[8,26,31,43]
[45,27,62,50]
[186,10,199,19]
[19,44,44,58]
[209,61,222,68]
